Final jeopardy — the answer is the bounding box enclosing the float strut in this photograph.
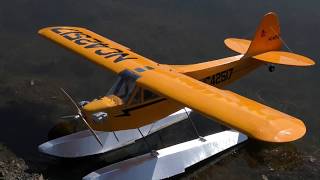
[112,131,120,142]
[184,108,206,142]
[137,128,158,157]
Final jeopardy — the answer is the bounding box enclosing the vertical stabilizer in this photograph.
[244,12,282,58]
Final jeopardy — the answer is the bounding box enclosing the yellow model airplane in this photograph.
[39,12,315,146]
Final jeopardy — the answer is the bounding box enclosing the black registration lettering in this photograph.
[203,68,234,86]
[51,28,138,63]
[74,38,96,45]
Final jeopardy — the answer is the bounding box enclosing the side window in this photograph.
[108,76,136,102]
[128,87,142,105]
[143,89,159,102]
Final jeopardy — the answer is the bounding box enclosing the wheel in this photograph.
[268,65,275,72]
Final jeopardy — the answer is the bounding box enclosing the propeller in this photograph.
[60,88,104,147]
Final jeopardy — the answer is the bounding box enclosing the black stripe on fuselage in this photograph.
[115,98,166,117]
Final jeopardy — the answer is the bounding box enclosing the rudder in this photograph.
[244,12,282,58]
[224,12,315,67]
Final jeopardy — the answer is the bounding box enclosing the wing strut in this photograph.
[184,108,206,142]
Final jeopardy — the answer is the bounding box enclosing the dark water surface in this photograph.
[0,0,319,179]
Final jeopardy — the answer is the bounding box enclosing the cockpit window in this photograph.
[143,89,160,102]
[128,87,142,105]
[107,70,162,104]
[108,75,136,102]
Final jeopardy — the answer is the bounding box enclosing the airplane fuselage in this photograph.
[87,55,264,131]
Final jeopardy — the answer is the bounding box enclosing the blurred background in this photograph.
[0,0,319,179]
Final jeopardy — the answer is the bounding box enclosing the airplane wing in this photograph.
[38,27,157,74]
[137,69,306,142]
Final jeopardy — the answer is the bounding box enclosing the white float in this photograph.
[83,130,247,180]
[38,108,192,158]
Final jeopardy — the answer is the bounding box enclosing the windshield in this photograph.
[107,72,137,102]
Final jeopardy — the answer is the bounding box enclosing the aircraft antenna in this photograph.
[270,26,293,52]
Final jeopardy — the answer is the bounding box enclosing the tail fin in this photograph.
[224,12,315,66]
[224,12,281,56]
[244,12,281,57]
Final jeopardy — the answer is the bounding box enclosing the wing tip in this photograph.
[38,27,50,35]
[253,51,316,67]
[254,119,306,143]
[224,38,251,54]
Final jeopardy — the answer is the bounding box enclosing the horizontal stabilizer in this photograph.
[224,39,315,66]
[253,51,315,66]
[224,38,251,54]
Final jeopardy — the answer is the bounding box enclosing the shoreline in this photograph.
[0,143,44,180]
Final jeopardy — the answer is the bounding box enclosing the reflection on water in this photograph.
[0,0,320,179]
[179,140,319,180]
[47,120,83,140]
[243,141,303,171]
